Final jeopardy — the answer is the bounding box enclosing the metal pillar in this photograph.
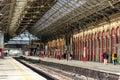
[0,31,4,48]
[100,36,102,62]
[89,39,91,61]
[92,38,95,61]
[96,37,99,62]
[108,35,112,63]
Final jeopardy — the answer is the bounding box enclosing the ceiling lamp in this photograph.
[33,15,36,18]
[40,5,44,8]
[36,11,39,13]
[0,13,2,15]
[30,0,34,2]
[23,15,25,18]
[27,5,30,8]
[30,19,33,21]
[74,0,79,3]
[24,11,27,14]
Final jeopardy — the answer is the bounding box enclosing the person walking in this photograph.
[112,52,117,65]
[103,52,109,64]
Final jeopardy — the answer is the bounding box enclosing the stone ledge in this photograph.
[21,56,120,80]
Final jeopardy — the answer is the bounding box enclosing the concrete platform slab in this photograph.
[0,57,46,80]
[24,56,120,75]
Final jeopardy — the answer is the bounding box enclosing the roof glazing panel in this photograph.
[33,0,87,31]
[6,30,39,44]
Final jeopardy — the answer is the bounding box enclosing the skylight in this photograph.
[6,30,39,44]
[33,0,87,33]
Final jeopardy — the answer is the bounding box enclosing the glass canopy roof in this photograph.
[6,30,39,44]
[34,0,87,30]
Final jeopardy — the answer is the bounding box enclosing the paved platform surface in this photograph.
[25,56,120,75]
[0,57,46,80]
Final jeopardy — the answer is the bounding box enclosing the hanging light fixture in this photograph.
[36,11,39,14]
[74,0,79,3]
[40,5,44,8]
[0,13,2,16]
[30,0,34,2]
[27,5,30,8]
[33,15,36,18]
[30,19,33,22]
[24,11,27,14]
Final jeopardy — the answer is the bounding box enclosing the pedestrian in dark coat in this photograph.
[103,52,109,64]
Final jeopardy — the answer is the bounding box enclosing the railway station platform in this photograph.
[0,57,46,80]
[23,56,120,74]
[22,56,120,80]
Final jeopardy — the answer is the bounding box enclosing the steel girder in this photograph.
[35,0,120,41]
[0,0,15,32]
[14,0,57,35]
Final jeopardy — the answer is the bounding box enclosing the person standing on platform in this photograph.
[54,49,58,59]
[57,49,61,60]
[112,52,117,65]
[103,52,109,64]
[82,47,86,62]
[48,50,51,58]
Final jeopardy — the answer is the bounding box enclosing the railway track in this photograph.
[14,57,88,80]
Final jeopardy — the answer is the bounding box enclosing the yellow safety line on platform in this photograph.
[9,58,31,80]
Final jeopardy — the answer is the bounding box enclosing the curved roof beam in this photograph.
[9,0,28,35]
[31,0,88,34]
